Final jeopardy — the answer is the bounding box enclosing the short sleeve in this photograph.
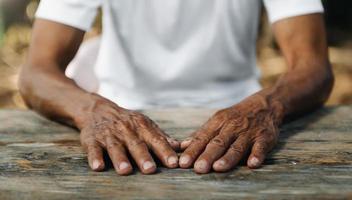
[263,0,324,23]
[35,0,101,31]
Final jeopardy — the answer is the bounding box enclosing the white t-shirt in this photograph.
[35,0,323,109]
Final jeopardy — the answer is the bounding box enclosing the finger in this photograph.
[180,130,198,150]
[179,129,217,168]
[247,139,272,169]
[80,130,105,171]
[86,141,105,171]
[166,137,181,151]
[124,131,157,174]
[141,129,178,168]
[213,135,249,172]
[180,127,210,150]
[194,133,236,174]
[154,127,180,151]
[180,137,192,150]
[105,136,133,175]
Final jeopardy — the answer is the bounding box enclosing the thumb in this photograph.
[180,137,193,150]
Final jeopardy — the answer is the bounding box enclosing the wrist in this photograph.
[252,90,286,126]
[268,98,285,125]
[72,93,105,130]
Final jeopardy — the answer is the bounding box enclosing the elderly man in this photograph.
[19,0,333,175]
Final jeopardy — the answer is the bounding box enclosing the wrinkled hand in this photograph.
[77,96,180,175]
[179,94,284,173]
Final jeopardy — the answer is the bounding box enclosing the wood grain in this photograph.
[0,107,351,200]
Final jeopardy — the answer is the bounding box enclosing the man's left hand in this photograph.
[179,94,285,173]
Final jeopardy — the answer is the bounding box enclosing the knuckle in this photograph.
[131,113,147,121]
[111,131,124,140]
[132,114,151,127]
[112,119,124,127]
[215,109,227,117]
[91,120,111,131]
[117,122,132,133]
[150,135,167,145]
[81,136,96,147]
[213,110,227,121]
[229,144,245,155]
[228,118,249,133]
[106,141,123,150]
[210,137,226,148]
[95,133,106,144]
[256,127,277,142]
[127,138,144,148]
[136,116,147,123]
[193,135,209,144]
[184,148,198,158]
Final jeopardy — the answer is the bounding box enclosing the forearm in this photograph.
[257,61,334,122]
[257,14,334,122]
[18,64,98,128]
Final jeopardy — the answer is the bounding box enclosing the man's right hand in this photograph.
[19,19,180,175]
[76,94,180,175]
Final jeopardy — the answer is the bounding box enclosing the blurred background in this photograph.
[0,0,351,109]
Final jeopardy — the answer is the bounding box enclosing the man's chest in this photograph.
[103,0,262,43]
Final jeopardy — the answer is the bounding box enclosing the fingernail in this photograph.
[195,160,208,171]
[215,159,226,167]
[119,162,129,170]
[143,161,155,170]
[92,160,101,170]
[179,155,190,165]
[168,156,178,166]
[249,157,260,167]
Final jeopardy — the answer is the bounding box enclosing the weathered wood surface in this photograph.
[0,107,351,200]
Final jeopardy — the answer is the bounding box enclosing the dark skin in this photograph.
[19,14,333,175]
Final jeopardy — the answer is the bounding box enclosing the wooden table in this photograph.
[0,107,351,199]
